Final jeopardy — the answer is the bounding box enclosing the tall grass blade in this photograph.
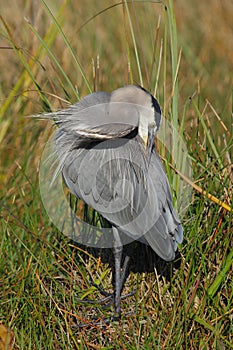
[192,99,223,167]
[207,248,233,298]
[25,19,79,100]
[0,16,51,110]
[123,0,143,86]
[39,0,92,93]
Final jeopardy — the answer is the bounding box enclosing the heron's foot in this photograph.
[102,288,136,309]
[73,279,114,305]
[74,288,136,308]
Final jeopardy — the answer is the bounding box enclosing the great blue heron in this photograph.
[44,85,183,320]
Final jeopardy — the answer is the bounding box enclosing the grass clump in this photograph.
[0,0,232,349]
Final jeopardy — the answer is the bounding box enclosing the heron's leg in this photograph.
[74,254,133,308]
[101,254,134,309]
[91,255,130,299]
[112,227,123,319]
[119,255,130,292]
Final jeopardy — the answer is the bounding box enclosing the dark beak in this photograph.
[147,123,155,165]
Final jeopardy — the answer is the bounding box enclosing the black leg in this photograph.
[74,253,133,310]
[73,228,135,326]
[119,255,130,292]
[112,227,123,319]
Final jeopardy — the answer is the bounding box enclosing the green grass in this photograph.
[0,0,232,349]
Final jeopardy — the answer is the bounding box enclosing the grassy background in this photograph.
[0,0,232,349]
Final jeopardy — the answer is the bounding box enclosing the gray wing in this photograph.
[53,91,141,180]
[54,91,138,145]
[144,150,183,260]
[62,135,183,261]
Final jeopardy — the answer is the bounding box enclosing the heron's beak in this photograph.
[147,123,156,164]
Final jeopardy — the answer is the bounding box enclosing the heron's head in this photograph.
[111,85,162,150]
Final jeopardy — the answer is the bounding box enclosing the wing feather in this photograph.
[62,136,183,261]
[51,87,183,261]
[54,91,138,145]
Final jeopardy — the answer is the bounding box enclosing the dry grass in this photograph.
[0,1,232,349]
